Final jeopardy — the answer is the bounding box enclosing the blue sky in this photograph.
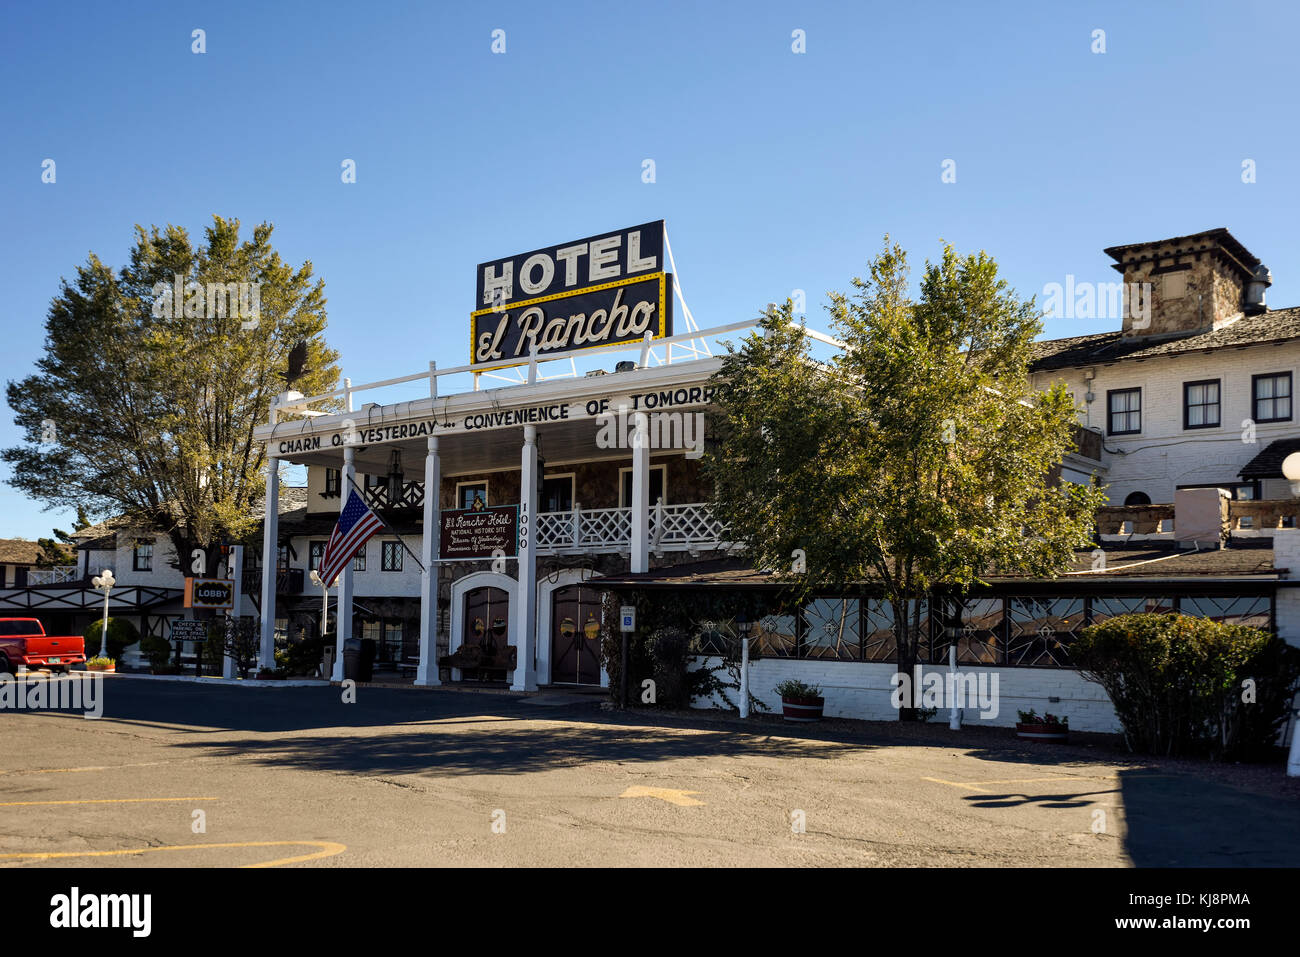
[2,0,1298,539]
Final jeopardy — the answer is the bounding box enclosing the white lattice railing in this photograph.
[650,502,729,549]
[535,503,727,553]
[27,566,79,585]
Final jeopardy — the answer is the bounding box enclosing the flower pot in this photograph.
[781,695,824,722]
[86,663,115,673]
[1016,722,1068,741]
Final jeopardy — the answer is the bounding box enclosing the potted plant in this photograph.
[1016,708,1069,741]
[776,679,824,722]
[85,656,115,673]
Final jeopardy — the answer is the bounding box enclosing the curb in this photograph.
[86,672,329,689]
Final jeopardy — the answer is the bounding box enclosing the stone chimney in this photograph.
[1104,228,1265,340]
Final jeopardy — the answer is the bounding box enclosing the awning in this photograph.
[1239,437,1300,480]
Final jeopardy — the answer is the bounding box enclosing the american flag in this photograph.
[317,489,384,588]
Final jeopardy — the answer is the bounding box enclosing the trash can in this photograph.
[358,638,376,683]
[342,637,362,682]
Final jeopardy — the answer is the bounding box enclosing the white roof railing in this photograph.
[272,319,845,423]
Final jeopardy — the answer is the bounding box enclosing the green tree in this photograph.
[4,217,340,575]
[705,240,1106,719]
[34,505,90,567]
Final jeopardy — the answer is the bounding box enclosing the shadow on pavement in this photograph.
[1116,769,1300,867]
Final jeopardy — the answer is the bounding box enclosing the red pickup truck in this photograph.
[0,618,86,674]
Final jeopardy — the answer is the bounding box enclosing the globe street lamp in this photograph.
[91,569,115,658]
[736,612,751,719]
[309,569,339,636]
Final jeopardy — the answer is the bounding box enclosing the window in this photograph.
[1008,597,1085,667]
[308,541,326,571]
[1177,481,1258,501]
[1183,379,1220,429]
[1253,373,1292,423]
[540,474,575,513]
[618,465,667,507]
[133,540,153,572]
[1107,388,1141,435]
[277,544,289,570]
[324,468,341,497]
[353,549,366,572]
[1123,491,1151,506]
[381,541,403,571]
[457,481,488,510]
[801,598,861,660]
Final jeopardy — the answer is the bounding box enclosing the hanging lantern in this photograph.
[386,449,404,503]
[583,615,601,641]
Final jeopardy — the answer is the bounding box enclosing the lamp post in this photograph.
[736,612,751,719]
[91,569,115,658]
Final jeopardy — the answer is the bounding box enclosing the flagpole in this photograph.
[344,475,427,574]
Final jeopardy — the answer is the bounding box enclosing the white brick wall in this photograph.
[1033,338,1300,504]
[689,656,1122,732]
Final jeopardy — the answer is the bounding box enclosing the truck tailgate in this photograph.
[21,636,86,660]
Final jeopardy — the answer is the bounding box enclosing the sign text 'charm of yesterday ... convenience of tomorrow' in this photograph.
[471,221,673,366]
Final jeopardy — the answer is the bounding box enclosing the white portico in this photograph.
[251,321,767,690]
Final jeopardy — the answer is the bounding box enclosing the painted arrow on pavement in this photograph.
[619,786,705,806]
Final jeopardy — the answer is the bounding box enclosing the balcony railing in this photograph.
[242,567,306,595]
[536,502,728,554]
[26,565,79,585]
[361,480,424,512]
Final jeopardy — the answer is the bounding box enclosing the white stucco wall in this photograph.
[1033,338,1300,504]
[690,656,1121,732]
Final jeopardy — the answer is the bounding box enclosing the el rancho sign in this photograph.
[441,505,519,560]
[471,221,673,366]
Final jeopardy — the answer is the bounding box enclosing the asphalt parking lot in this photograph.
[2,674,1298,867]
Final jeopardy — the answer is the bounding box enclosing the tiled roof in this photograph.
[73,488,310,549]
[0,539,41,565]
[599,544,1281,588]
[1030,306,1300,373]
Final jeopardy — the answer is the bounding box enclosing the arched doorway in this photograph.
[462,586,511,682]
[550,584,603,686]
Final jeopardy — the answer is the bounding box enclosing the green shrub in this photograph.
[283,634,323,675]
[83,617,140,662]
[139,631,173,671]
[775,679,822,700]
[1072,612,1300,760]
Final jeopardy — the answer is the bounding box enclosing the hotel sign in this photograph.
[471,221,673,366]
[440,505,519,560]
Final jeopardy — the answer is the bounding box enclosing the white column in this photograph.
[331,445,356,682]
[416,436,442,686]
[512,425,539,691]
[630,412,650,573]
[258,460,280,669]
[226,545,243,679]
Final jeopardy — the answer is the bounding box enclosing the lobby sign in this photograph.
[184,577,234,610]
[440,505,519,560]
[471,221,673,366]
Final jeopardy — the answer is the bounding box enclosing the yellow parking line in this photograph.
[0,761,172,776]
[0,841,347,868]
[0,797,217,807]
